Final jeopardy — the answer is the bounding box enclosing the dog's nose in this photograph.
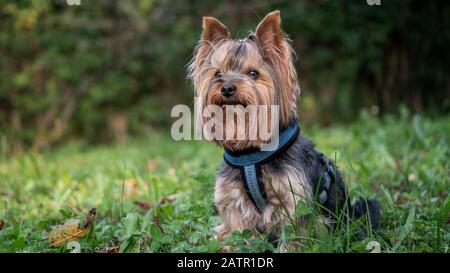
[221,82,236,98]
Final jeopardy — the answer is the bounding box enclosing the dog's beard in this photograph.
[198,85,277,152]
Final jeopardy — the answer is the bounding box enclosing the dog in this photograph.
[187,10,380,245]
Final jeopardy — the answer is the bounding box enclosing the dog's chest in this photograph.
[215,161,310,228]
[260,164,310,203]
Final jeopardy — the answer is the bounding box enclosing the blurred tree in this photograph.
[0,0,448,154]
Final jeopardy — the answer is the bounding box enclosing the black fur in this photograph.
[352,198,381,230]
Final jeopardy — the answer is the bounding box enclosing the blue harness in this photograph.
[223,123,301,213]
[223,122,336,214]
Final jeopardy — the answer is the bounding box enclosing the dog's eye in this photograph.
[214,71,221,78]
[247,70,259,78]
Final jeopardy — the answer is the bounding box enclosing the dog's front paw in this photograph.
[214,224,230,241]
[220,245,238,253]
[212,225,238,252]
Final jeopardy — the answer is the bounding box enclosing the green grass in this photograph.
[0,111,449,253]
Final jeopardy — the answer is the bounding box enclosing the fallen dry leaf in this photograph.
[81,208,96,229]
[152,216,163,234]
[159,193,178,205]
[94,245,119,253]
[134,200,152,211]
[48,208,96,247]
[134,194,178,211]
[94,239,120,253]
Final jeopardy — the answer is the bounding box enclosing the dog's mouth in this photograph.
[215,99,247,108]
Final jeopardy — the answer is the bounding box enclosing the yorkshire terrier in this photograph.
[188,10,381,245]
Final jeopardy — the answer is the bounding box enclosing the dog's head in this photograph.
[188,11,300,151]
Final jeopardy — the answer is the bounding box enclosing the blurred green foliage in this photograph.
[0,0,449,153]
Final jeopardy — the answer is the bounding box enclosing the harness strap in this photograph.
[317,154,336,204]
[224,123,300,214]
[241,165,267,213]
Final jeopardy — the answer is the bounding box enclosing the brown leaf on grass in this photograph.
[48,208,96,247]
[100,245,119,253]
[159,194,178,205]
[94,246,119,253]
[0,219,4,231]
[94,239,120,253]
[81,208,96,229]
[152,216,164,234]
[134,200,153,211]
[134,194,178,211]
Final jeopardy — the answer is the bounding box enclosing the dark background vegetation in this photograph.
[1,0,449,154]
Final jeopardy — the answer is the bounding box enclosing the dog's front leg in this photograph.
[215,203,259,241]
[214,177,260,241]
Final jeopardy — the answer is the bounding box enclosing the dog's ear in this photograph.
[255,10,299,128]
[255,10,283,57]
[202,17,230,45]
[188,17,229,91]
